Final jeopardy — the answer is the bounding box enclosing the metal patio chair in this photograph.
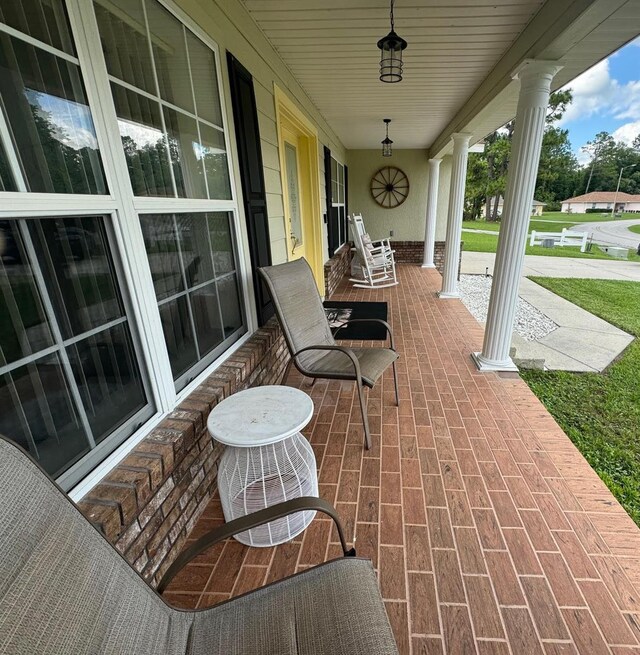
[0,436,398,655]
[259,258,399,450]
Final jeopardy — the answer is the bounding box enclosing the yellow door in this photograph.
[282,128,306,262]
[275,87,324,292]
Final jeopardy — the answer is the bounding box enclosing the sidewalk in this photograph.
[462,250,640,281]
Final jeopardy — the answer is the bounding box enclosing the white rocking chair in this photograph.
[349,214,398,289]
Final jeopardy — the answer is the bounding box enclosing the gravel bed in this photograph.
[458,274,557,342]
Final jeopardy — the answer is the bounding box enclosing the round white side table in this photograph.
[207,385,317,547]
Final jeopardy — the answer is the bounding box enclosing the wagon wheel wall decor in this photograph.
[370,166,409,208]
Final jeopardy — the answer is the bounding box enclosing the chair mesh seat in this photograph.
[298,346,398,387]
[190,558,398,655]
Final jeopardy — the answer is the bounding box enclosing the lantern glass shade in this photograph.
[377,30,407,83]
[382,137,393,157]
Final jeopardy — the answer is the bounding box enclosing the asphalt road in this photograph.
[575,218,640,250]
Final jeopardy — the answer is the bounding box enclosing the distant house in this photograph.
[561,191,640,214]
[483,197,546,217]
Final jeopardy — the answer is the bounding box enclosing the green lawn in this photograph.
[521,278,640,525]
[629,224,640,235]
[461,229,640,261]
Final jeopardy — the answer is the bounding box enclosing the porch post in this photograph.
[439,133,471,298]
[422,158,441,268]
[473,60,562,371]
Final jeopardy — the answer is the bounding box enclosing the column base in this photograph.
[421,263,436,269]
[471,351,519,372]
[438,290,460,299]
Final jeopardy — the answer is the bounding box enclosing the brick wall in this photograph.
[324,243,352,297]
[392,241,462,278]
[78,318,289,587]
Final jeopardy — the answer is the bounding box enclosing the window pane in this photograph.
[199,123,231,200]
[0,215,152,486]
[0,34,107,194]
[0,354,88,478]
[0,0,75,55]
[190,281,222,356]
[218,274,242,338]
[28,217,125,339]
[0,220,53,366]
[164,108,206,199]
[208,212,235,276]
[176,213,214,286]
[93,0,155,95]
[186,32,222,126]
[67,323,147,444]
[140,212,244,388]
[139,214,184,301]
[111,83,173,197]
[159,296,197,379]
[145,0,193,114]
[0,139,17,191]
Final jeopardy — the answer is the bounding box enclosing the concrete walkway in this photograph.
[511,279,633,371]
[462,250,640,280]
[461,251,637,371]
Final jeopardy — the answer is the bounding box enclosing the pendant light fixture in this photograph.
[381,119,393,157]
[377,0,407,83]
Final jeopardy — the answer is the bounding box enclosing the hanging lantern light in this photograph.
[377,0,407,83]
[381,119,393,157]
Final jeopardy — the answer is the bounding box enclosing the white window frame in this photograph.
[0,0,257,497]
[331,156,346,249]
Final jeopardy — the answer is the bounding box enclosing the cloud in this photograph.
[576,148,592,166]
[613,120,640,145]
[560,58,640,125]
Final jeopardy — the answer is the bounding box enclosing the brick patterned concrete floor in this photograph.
[163,265,640,654]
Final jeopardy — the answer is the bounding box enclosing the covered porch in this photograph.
[164,265,640,654]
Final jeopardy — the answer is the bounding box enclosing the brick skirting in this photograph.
[78,318,289,587]
[391,241,462,278]
[324,243,352,297]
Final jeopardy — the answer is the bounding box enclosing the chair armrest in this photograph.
[293,344,363,380]
[157,496,355,593]
[333,319,395,350]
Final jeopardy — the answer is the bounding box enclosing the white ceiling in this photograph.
[241,0,547,149]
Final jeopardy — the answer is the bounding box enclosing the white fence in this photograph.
[529,228,588,252]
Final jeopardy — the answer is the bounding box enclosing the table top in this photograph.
[207,385,314,447]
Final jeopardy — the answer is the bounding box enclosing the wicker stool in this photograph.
[207,385,317,547]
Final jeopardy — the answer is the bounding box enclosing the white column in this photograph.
[473,60,562,371]
[422,158,441,268]
[439,133,471,297]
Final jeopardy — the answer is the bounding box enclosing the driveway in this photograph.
[462,250,640,281]
[575,218,640,250]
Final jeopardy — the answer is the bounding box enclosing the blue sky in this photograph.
[559,36,640,165]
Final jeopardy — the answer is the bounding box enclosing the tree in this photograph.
[579,131,640,195]
[464,90,577,220]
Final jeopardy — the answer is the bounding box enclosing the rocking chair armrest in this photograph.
[157,496,355,593]
[333,319,395,350]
